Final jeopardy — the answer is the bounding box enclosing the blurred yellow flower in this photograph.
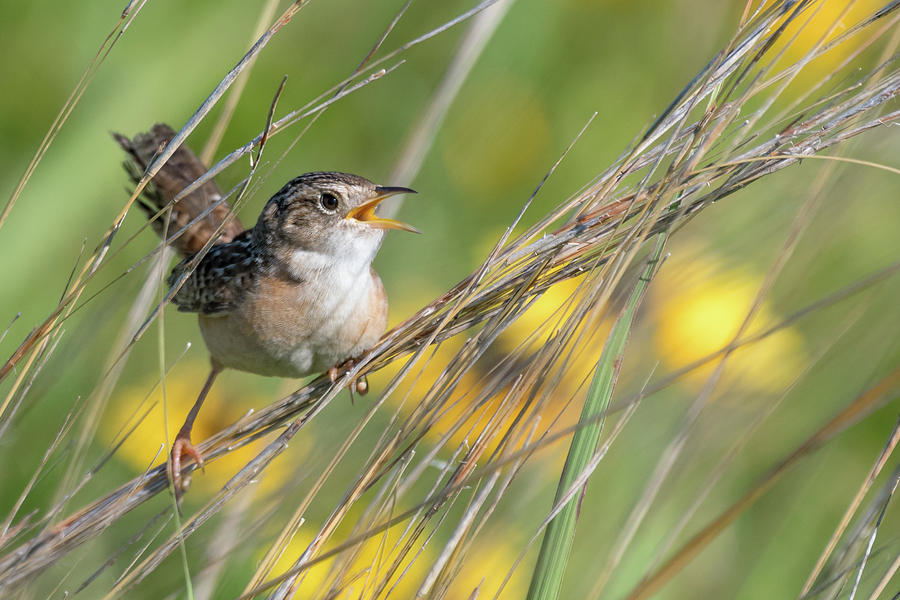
[266,522,429,598]
[379,333,503,455]
[498,273,611,356]
[444,535,527,599]
[381,248,611,463]
[760,0,884,93]
[652,242,806,393]
[266,521,525,599]
[101,364,302,494]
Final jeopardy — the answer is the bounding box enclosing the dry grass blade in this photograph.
[383,0,516,216]
[2,1,900,596]
[598,110,854,594]
[0,0,503,398]
[625,363,900,600]
[802,417,900,596]
[200,0,282,165]
[848,467,900,599]
[0,0,315,390]
[637,303,868,593]
[0,0,149,231]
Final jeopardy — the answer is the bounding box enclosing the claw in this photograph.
[169,434,204,505]
[328,357,357,384]
[327,358,369,399]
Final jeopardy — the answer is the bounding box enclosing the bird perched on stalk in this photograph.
[115,124,418,500]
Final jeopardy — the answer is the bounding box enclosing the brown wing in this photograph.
[167,232,259,315]
[113,123,244,256]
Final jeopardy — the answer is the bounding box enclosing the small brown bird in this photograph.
[115,124,418,499]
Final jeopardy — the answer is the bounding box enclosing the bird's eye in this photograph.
[320,193,339,211]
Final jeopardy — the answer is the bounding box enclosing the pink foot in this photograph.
[327,358,369,397]
[169,434,204,503]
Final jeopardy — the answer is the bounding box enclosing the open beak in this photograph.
[345,186,420,234]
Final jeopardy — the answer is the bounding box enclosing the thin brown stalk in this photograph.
[802,416,900,596]
[3,3,900,596]
[382,0,516,217]
[200,0,281,165]
[625,363,900,600]
[0,0,149,231]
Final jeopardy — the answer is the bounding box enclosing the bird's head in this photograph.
[255,171,418,274]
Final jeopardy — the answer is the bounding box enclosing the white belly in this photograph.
[198,268,388,378]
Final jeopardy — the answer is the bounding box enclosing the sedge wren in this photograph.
[115,124,418,499]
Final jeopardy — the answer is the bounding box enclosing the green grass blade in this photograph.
[526,234,666,600]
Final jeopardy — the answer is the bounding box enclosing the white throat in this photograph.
[286,227,382,286]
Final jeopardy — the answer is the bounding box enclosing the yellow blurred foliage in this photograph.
[268,526,427,598]
[652,243,806,393]
[381,257,611,465]
[268,522,525,598]
[379,334,505,456]
[760,0,885,93]
[101,364,300,494]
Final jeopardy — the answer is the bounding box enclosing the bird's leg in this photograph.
[328,357,369,397]
[169,363,222,502]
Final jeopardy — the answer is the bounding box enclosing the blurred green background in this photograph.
[1,0,899,598]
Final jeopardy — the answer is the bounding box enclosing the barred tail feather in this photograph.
[113,123,244,256]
